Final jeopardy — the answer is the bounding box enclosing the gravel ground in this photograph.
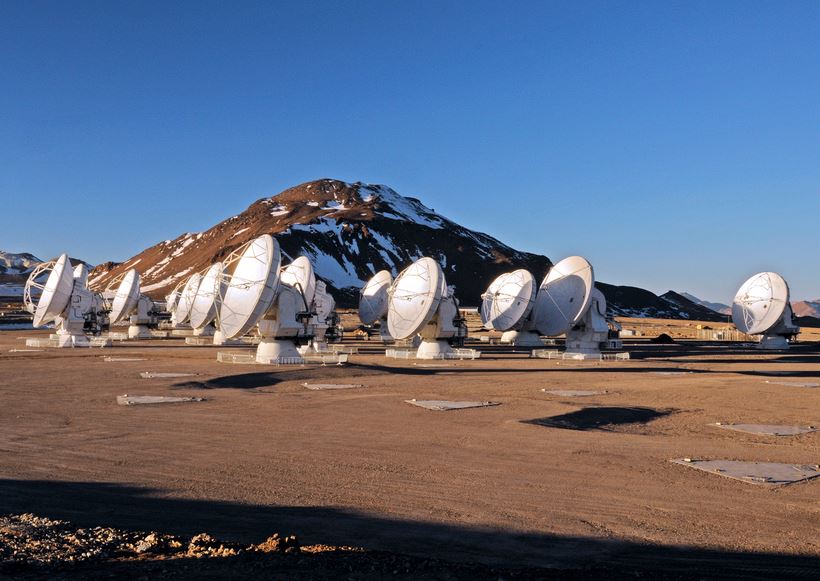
[0,513,698,580]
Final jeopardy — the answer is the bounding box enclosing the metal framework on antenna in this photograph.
[23,260,56,314]
[214,239,270,333]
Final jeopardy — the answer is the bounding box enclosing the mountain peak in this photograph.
[87,179,549,305]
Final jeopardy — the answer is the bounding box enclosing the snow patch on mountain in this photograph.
[0,251,42,275]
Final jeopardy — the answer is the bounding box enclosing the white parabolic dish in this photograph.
[175,273,202,325]
[110,269,141,324]
[218,234,281,339]
[359,270,393,325]
[387,257,444,340]
[33,254,74,327]
[480,269,536,331]
[280,256,316,307]
[533,256,594,336]
[189,263,223,329]
[732,272,790,335]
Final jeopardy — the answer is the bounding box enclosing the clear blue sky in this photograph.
[1,1,818,302]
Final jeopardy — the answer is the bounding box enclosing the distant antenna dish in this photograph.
[110,269,141,324]
[31,254,74,327]
[218,234,281,340]
[480,269,536,331]
[359,270,393,325]
[175,272,202,326]
[165,278,187,321]
[280,256,316,309]
[732,272,799,349]
[387,257,443,340]
[106,269,157,339]
[73,263,89,287]
[533,256,594,337]
[189,263,224,332]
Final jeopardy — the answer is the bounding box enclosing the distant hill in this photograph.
[597,284,727,321]
[680,292,732,315]
[793,300,820,319]
[0,251,42,275]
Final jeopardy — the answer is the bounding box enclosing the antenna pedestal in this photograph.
[417,339,454,359]
[416,298,458,359]
[564,290,609,356]
[256,339,302,363]
[299,338,330,355]
[379,319,394,343]
[193,324,215,337]
[127,324,151,340]
[54,320,92,348]
[757,334,790,350]
[500,330,542,347]
[255,287,309,363]
[126,296,155,339]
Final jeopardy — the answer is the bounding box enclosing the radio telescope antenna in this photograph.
[732,272,799,349]
[387,257,462,359]
[165,278,187,326]
[217,234,317,362]
[25,254,107,347]
[189,263,224,338]
[532,256,613,357]
[480,269,540,346]
[30,254,74,328]
[359,270,393,343]
[174,273,202,327]
[107,269,158,339]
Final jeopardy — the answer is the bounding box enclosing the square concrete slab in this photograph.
[671,459,820,485]
[117,395,205,406]
[303,383,364,390]
[405,399,500,411]
[764,380,820,388]
[711,423,818,436]
[140,372,198,379]
[542,389,607,397]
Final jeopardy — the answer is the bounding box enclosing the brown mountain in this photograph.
[88,179,552,307]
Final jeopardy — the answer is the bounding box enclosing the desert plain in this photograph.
[0,319,818,579]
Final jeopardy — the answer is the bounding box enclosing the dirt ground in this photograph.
[0,328,818,579]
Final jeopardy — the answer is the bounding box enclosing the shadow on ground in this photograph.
[0,479,817,580]
[522,406,676,432]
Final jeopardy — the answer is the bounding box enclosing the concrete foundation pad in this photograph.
[117,395,205,406]
[139,372,198,379]
[303,383,364,390]
[542,389,607,397]
[711,423,818,436]
[764,380,820,388]
[671,458,820,485]
[405,399,500,411]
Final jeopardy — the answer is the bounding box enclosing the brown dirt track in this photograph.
[0,329,818,579]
